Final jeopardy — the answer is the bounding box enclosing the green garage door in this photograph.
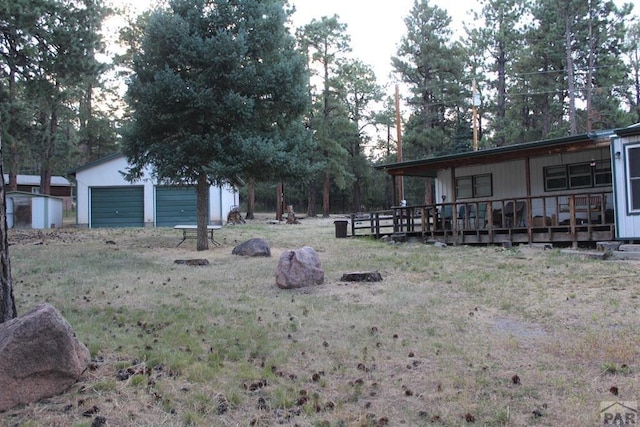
[155,186,199,227]
[91,187,144,228]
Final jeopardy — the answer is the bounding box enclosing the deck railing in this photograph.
[351,191,614,245]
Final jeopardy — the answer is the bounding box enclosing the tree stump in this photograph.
[340,271,383,282]
[174,259,210,266]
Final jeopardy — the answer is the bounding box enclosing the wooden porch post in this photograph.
[569,195,577,248]
[391,175,397,207]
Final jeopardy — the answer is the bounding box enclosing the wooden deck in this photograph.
[350,192,615,246]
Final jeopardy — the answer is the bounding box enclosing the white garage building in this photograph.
[69,153,237,228]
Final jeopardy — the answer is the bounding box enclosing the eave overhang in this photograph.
[374,132,613,178]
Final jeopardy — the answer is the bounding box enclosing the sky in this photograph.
[107,0,477,90]
[289,0,472,89]
[106,0,640,114]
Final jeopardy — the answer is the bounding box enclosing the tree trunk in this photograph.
[40,104,58,195]
[196,172,209,251]
[496,42,507,147]
[424,179,433,205]
[6,69,18,193]
[565,9,578,135]
[0,131,17,323]
[245,179,255,220]
[384,175,392,209]
[307,180,317,217]
[585,1,595,132]
[352,178,362,213]
[276,182,284,221]
[322,170,330,217]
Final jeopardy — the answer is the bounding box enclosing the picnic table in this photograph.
[174,225,222,247]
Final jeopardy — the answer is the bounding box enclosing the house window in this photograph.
[456,174,492,199]
[544,166,567,191]
[568,163,592,188]
[543,160,612,191]
[594,160,612,186]
[627,145,640,211]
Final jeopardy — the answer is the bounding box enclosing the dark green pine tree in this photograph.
[579,0,634,131]
[333,58,382,212]
[297,15,352,217]
[392,0,466,160]
[466,0,526,146]
[624,21,640,122]
[122,0,309,250]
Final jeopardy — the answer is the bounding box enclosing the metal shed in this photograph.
[7,192,64,229]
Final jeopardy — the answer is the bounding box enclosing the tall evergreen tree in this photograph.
[298,15,351,217]
[579,0,633,130]
[466,0,526,146]
[334,59,382,212]
[624,20,640,122]
[0,0,110,191]
[122,0,309,250]
[527,0,633,135]
[392,0,466,159]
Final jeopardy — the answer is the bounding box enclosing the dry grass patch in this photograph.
[2,217,639,426]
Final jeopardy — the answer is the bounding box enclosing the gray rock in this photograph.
[232,238,271,257]
[0,303,90,411]
[275,246,324,289]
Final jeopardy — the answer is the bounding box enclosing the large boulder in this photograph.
[0,303,90,412]
[232,238,271,257]
[275,246,324,289]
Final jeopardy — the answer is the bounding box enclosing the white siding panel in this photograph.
[613,135,640,239]
[435,149,613,221]
[75,154,237,228]
[437,160,527,201]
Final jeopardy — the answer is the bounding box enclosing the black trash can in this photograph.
[334,220,348,238]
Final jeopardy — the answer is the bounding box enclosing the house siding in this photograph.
[434,149,614,225]
[613,134,640,239]
[437,150,611,203]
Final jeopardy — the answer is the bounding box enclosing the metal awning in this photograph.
[375,131,614,178]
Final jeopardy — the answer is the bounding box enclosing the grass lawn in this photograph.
[2,215,639,426]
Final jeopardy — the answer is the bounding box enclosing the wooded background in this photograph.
[1,0,639,217]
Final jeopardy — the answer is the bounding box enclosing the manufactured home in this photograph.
[368,126,640,246]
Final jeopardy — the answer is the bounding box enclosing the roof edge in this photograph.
[67,152,123,176]
[375,131,610,172]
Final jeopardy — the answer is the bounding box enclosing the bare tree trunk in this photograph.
[276,182,284,221]
[424,180,433,205]
[0,131,17,322]
[307,181,317,217]
[565,8,578,135]
[495,42,507,147]
[40,104,57,195]
[352,179,362,213]
[322,170,330,217]
[245,179,255,220]
[586,1,595,132]
[196,172,209,251]
[6,69,18,192]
